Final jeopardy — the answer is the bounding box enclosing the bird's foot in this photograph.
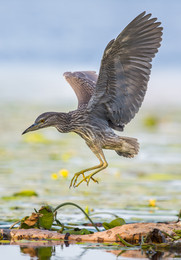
[74,174,99,188]
[88,176,98,185]
[69,171,88,188]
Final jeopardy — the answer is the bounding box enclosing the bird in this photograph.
[22,11,163,188]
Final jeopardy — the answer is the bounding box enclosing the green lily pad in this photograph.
[62,228,93,235]
[38,206,54,230]
[143,115,159,128]
[13,190,38,197]
[0,240,10,244]
[2,190,38,200]
[103,218,126,230]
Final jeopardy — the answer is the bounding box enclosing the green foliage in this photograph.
[11,202,127,235]
[62,228,93,235]
[38,206,54,230]
[2,190,38,201]
[102,218,125,230]
[143,115,159,128]
[13,190,38,197]
[20,206,54,229]
[0,240,10,244]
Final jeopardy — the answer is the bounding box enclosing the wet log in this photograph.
[1,222,181,244]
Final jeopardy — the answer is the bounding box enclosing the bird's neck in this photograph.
[67,109,87,133]
[54,112,71,133]
[55,109,87,134]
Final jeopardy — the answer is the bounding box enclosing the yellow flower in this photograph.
[51,173,58,180]
[59,169,69,178]
[149,199,156,207]
[85,205,89,215]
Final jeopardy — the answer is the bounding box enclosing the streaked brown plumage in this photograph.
[22,12,163,187]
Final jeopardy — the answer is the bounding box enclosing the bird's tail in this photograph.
[115,137,139,158]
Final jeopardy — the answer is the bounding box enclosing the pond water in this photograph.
[0,101,181,259]
[1,242,181,259]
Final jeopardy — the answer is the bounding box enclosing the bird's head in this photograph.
[22,112,59,135]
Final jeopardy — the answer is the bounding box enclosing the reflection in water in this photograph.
[18,243,181,260]
[21,246,54,258]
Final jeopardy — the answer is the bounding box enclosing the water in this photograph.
[2,243,181,259]
[1,1,181,258]
[0,97,181,258]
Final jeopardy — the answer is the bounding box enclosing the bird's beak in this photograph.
[22,123,39,135]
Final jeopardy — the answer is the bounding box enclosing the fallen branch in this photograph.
[1,222,181,245]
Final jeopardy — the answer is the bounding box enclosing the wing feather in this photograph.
[87,12,163,128]
[63,71,98,108]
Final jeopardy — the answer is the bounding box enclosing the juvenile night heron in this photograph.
[22,12,163,188]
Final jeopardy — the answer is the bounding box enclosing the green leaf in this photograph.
[38,206,54,230]
[0,240,10,244]
[103,218,126,230]
[173,229,181,235]
[13,190,38,197]
[102,222,110,230]
[62,228,93,235]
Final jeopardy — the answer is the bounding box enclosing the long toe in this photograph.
[90,176,99,184]
[70,171,88,188]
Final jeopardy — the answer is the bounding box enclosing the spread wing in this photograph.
[63,71,98,108]
[87,12,163,130]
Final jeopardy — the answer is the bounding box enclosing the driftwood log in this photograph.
[1,222,181,244]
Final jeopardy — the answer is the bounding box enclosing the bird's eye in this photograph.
[40,119,45,123]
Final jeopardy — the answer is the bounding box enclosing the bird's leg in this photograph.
[74,151,108,188]
[69,152,104,188]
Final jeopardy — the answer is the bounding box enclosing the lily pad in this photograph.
[102,218,126,230]
[38,206,54,230]
[13,190,38,197]
[62,228,93,235]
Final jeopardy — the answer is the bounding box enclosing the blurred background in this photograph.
[0,0,181,225]
[0,0,181,105]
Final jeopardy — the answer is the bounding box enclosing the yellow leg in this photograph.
[73,151,108,188]
[69,158,103,188]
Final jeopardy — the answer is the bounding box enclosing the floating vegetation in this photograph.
[23,132,50,144]
[1,201,181,260]
[2,190,38,201]
[9,202,101,234]
[143,115,159,128]
[13,190,38,197]
[102,218,125,230]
